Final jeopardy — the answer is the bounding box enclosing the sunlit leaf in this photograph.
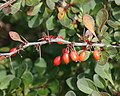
[65,91,76,96]
[77,78,98,94]
[9,31,24,43]
[83,14,96,37]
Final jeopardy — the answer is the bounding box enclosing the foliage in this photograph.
[0,0,120,96]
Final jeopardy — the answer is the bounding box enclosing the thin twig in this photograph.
[0,38,119,56]
[0,0,16,11]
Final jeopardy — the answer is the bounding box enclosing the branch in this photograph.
[0,38,119,57]
[0,0,16,11]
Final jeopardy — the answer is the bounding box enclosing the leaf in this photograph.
[66,77,78,90]
[8,78,21,92]
[112,7,120,21]
[96,8,108,30]
[35,58,47,76]
[83,14,96,37]
[59,14,73,29]
[0,56,5,61]
[95,63,114,86]
[65,91,76,96]
[97,51,108,65]
[26,0,39,6]
[77,78,98,94]
[115,0,120,5]
[9,31,24,43]
[28,14,43,28]
[93,74,107,89]
[0,75,15,90]
[58,29,66,38]
[46,0,55,10]
[0,65,6,80]
[27,2,43,16]
[107,20,120,29]
[22,71,33,87]
[48,79,59,94]
[114,31,120,42]
[90,91,101,96]
[11,2,21,14]
[100,92,111,96]
[15,63,27,78]
[46,15,54,30]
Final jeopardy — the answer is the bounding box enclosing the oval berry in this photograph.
[79,51,86,62]
[54,56,62,66]
[62,52,70,65]
[10,47,17,56]
[70,50,79,62]
[57,36,63,44]
[93,50,100,61]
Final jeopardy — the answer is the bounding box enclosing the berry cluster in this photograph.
[53,45,101,66]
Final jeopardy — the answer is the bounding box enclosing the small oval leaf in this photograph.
[9,31,24,43]
[83,14,96,36]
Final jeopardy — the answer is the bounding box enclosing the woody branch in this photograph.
[0,38,119,56]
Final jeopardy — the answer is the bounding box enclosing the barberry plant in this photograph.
[0,0,120,96]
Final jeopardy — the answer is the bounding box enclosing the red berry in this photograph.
[70,50,79,62]
[10,47,17,56]
[57,36,63,44]
[54,56,62,66]
[79,51,86,62]
[93,50,100,61]
[62,52,70,65]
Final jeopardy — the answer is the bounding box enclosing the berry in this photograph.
[57,36,63,44]
[70,50,79,62]
[54,56,62,66]
[62,52,70,64]
[79,51,86,62]
[10,47,17,56]
[93,50,100,61]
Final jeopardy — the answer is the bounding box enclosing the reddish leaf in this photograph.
[0,56,5,61]
[9,31,24,43]
[83,14,96,37]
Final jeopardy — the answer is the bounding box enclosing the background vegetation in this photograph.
[0,0,120,96]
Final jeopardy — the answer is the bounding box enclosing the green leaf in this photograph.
[22,71,33,87]
[48,79,59,94]
[0,90,4,96]
[89,91,101,96]
[8,78,21,92]
[95,63,114,86]
[107,20,120,29]
[0,65,6,80]
[35,58,47,76]
[27,90,37,96]
[66,77,78,90]
[112,7,120,21]
[15,63,27,78]
[65,91,76,96]
[96,8,108,29]
[97,51,108,65]
[46,15,54,30]
[58,29,66,38]
[93,74,107,89]
[46,0,55,10]
[30,2,43,16]
[11,2,21,14]
[0,47,10,52]
[0,75,15,89]
[37,88,49,96]
[114,31,120,42]
[59,14,73,29]
[26,0,39,6]
[28,14,43,28]
[115,0,120,5]
[77,78,98,94]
